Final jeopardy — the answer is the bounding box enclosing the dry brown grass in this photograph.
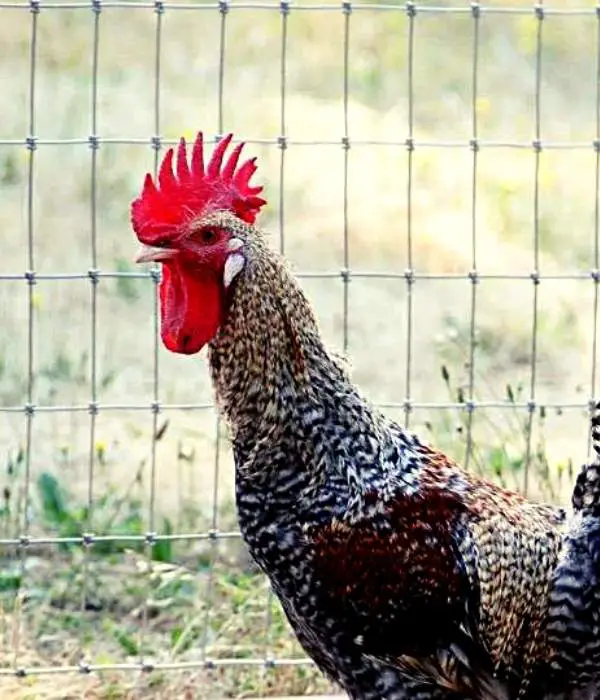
[1,0,599,696]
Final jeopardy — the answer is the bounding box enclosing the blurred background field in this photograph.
[1,0,600,697]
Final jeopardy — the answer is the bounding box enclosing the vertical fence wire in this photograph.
[134,0,165,673]
[523,3,545,496]
[590,9,600,456]
[197,0,230,671]
[404,2,415,429]
[218,0,227,132]
[13,0,39,673]
[342,2,350,356]
[81,0,101,637]
[200,414,222,666]
[464,3,480,472]
[278,1,288,255]
[259,1,292,682]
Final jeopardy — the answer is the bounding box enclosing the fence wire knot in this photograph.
[149,266,161,283]
[81,532,95,547]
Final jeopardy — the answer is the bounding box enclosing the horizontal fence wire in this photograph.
[0,659,314,678]
[0,1,597,14]
[1,138,600,147]
[0,0,599,693]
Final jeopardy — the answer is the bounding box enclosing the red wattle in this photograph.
[159,261,222,355]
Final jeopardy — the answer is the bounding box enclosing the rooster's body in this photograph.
[131,134,600,699]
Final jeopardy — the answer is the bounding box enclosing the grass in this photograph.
[1,0,599,696]
[0,452,334,698]
[0,555,333,699]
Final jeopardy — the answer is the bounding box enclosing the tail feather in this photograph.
[572,401,600,514]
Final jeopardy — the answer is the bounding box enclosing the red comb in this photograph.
[131,132,267,245]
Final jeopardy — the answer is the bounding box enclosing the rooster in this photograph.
[131,133,600,700]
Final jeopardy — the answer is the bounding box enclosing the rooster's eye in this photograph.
[200,228,218,244]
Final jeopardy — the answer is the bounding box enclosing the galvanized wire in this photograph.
[13,0,39,672]
[522,3,545,496]
[1,0,599,688]
[196,2,228,670]
[403,0,414,430]
[0,400,594,416]
[342,2,350,356]
[0,2,596,14]
[135,0,164,672]
[463,2,479,473]
[589,9,600,457]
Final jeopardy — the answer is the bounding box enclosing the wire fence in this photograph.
[1,0,600,696]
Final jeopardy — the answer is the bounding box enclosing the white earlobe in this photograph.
[223,253,246,289]
[227,237,244,252]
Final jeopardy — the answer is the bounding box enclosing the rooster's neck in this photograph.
[208,246,378,443]
[206,244,422,503]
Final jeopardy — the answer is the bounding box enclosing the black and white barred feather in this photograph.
[543,401,600,698]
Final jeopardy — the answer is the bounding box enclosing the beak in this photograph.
[135,245,178,264]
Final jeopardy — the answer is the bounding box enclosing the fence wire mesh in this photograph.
[1,0,600,696]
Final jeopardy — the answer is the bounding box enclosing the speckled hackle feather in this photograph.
[132,134,600,700]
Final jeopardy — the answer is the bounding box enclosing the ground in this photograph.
[0,0,598,697]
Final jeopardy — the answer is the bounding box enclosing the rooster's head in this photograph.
[130,132,267,355]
